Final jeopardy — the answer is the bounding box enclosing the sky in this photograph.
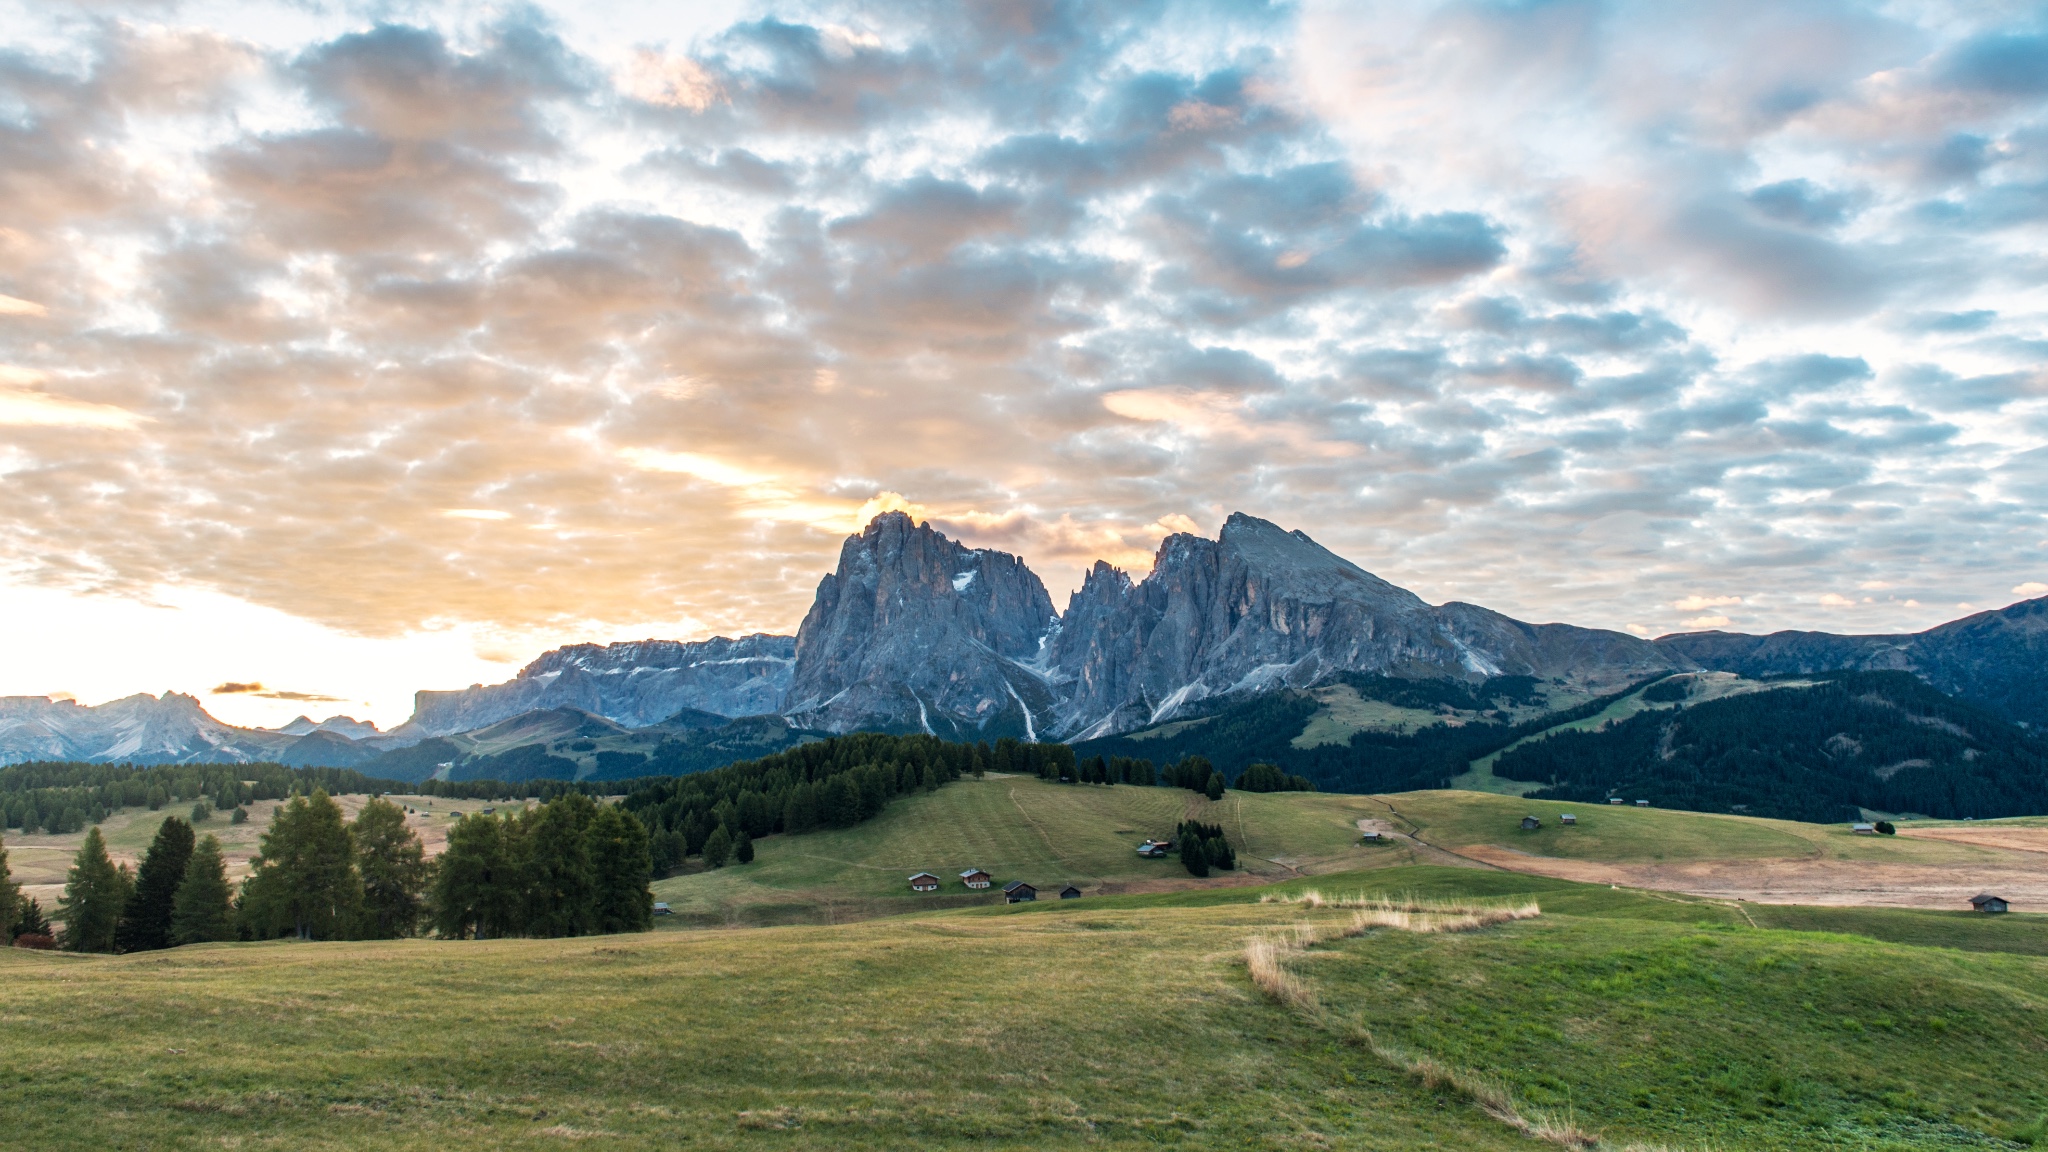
[1,0,2045,730]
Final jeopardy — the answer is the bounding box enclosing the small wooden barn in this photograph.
[908,872,941,893]
[1559,813,1577,825]
[1635,800,1650,807]
[959,868,992,889]
[1136,840,1172,858]
[653,902,672,916]
[1003,881,1037,904]
[1971,893,2011,914]
[1359,831,1384,842]
[1520,815,1542,830]
[1851,822,1876,835]
[1608,798,1625,805]
[1059,884,1082,900]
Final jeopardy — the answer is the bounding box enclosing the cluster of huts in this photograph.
[1518,813,1578,830]
[906,868,1081,902]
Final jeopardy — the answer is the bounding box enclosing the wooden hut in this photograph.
[908,872,941,893]
[959,868,992,889]
[1559,813,1577,825]
[1059,884,1082,900]
[1970,893,2011,914]
[1520,815,1542,830]
[1003,881,1037,904]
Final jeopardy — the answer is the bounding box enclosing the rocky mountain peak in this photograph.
[784,514,1057,737]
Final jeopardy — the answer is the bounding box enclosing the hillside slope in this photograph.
[4,865,2044,1150]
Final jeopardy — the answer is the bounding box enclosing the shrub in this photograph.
[12,933,55,950]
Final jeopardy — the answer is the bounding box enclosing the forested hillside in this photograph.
[1494,671,2048,821]
[1075,675,1655,793]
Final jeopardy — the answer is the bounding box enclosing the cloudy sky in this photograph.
[2,0,2045,729]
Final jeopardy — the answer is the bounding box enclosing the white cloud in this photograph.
[1818,593,1856,607]
[2014,582,2048,596]
[1672,594,1743,612]
[1681,615,1733,628]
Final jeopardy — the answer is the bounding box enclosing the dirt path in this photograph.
[1356,799,1498,872]
[1900,826,2048,855]
[1453,843,2048,910]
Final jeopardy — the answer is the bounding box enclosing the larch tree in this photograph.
[171,834,235,945]
[58,826,131,953]
[354,797,430,939]
[522,792,597,938]
[241,790,363,941]
[115,816,196,953]
[0,831,19,943]
[433,813,519,940]
[586,805,654,934]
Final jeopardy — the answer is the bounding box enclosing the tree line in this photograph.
[1,761,406,835]
[12,788,654,953]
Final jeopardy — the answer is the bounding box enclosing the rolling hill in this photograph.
[6,782,2046,1151]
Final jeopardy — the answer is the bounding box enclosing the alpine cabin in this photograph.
[908,872,941,893]
[959,868,992,889]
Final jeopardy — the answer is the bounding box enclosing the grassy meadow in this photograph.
[8,785,2047,1149]
[648,774,1388,926]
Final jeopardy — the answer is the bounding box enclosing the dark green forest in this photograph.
[1495,672,2048,821]
[1076,674,1662,793]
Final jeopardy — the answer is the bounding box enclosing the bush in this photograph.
[191,802,212,823]
[230,807,248,825]
[1875,820,1896,835]
[12,933,54,950]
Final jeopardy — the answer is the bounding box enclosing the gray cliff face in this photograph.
[400,634,796,739]
[1656,595,2048,728]
[783,511,1058,737]
[1045,513,1683,739]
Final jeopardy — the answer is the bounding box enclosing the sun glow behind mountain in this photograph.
[0,0,2044,725]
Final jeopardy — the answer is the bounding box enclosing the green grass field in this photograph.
[6,858,2046,1150]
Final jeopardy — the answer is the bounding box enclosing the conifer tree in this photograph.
[171,835,234,945]
[353,797,429,939]
[433,813,519,940]
[522,792,597,938]
[240,790,363,941]
[702,824,732,868]
[58,826,130,952]
[734,829,754,864]
[1205,771,1226,801]
[587,806,653,934]
[115,816,196,953]
[0,831,18,943]
[1178,829,1210,878]
[15,897,52,940]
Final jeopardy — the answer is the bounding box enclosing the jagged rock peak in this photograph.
[784,512,1058,736]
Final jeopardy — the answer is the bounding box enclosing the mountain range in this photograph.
[3,511,2043,775]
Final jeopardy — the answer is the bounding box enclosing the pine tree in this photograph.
[15,897,52,940]
[1205,771,1226,801]
[230,807,248,825]
[240,790,363,941]
[1178,829,1210,878]
[433,813,519,940]
[190,801,212,824]
[587,806,653,934]
[115,816,196,953]
[354,797,429,939]
[0,831,18,943]
[522,793,597,938]
[58,826,130,952]
[170,835,234,945]
[702,824,732,868]
[734,829,754,864]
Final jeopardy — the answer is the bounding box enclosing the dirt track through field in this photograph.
[1900,825,2048,855]
[1452,844,2048,910]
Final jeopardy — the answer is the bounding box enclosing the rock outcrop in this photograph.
[397,634,796,739]
[782,511,1058,737]
[1043,513,1680,738]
